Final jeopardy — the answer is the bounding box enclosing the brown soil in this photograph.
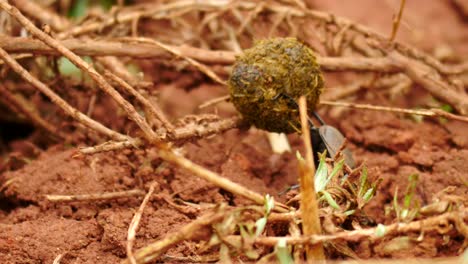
[0,0,467,263]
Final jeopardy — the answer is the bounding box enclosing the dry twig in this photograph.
[127,182,158,264]
[122,206,228,264]
[298,96,325,260]
[320,100,468,123]
[10,0,70,31]
[45,189,145,202]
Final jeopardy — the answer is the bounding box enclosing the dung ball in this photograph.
[228,37,324,133]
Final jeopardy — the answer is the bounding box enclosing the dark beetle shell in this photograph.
[228,38,324,133]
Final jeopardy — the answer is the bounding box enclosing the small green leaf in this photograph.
[375,224,387,237]
[358,166,368,197]
[321,190,340,210]
[314,154,328,192]
[362,187,375,202]
[68,0,89,19]
[245,249,260,260]
[440,104,453,113]
[208,234,220,246]
[403,174,419,209]
[264,194,275,215]
[58,57,81,77]
[99,0,115,10]
[276,238,294,264]
[295,150,304,161]
[255,217,267,237]
[329,159,344,179]
[344,209,356,216]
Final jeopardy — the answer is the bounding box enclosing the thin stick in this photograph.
[104,70,174,132]
[320,100,468,123]
[127,182,158,264]
[298,96,325,260]
[0,47,128,141]
[78,139,143,155]
[0,1,158,142]
[389,0,407,42]
[124,37,227,86]
[96,56,152,89]
[157,148,289,213]
[45,189,146,202]
[198,95,230,109]
[122,207,228,264]
[10,0,70,31]
[79,116,242,154]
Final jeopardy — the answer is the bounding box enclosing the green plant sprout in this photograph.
[275,238,294,264]
[391,173,420,222]
[207,194,275,261]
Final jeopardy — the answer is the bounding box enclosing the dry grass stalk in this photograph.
[122,205,229,264]
[123,37,227,86]
[320,100,468,123]
[103,70,174,133]
[389,0,407,42]
[45,189,146,202]
[157,147,289,213]
[298,96,325,260]
[127,182,158,264]
[96,56,152,89]
[10,0,70,31]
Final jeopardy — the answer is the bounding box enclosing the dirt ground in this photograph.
[0,0,467,263]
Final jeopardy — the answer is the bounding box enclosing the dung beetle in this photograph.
[280,93,355,169]
[309,111,355,169]
[278,98,355,194]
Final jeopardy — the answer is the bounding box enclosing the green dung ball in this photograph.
[228,37,324,133]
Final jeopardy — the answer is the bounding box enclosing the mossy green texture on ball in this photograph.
[228,38,324,133]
